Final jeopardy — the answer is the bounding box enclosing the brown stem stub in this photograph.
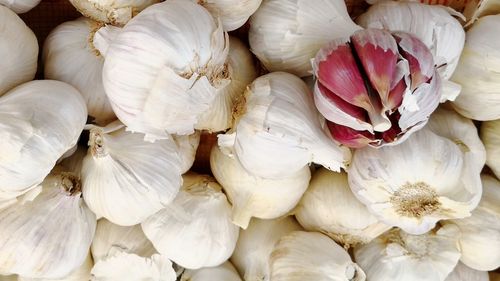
[390,182,441,218]
[59,172,82,196]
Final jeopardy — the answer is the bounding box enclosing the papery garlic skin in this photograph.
[296,168,390,247]
[218,72,350,179]
[210,145,310,228]
[249,0,361,77]
[451,15,500,121]
[180,262,242,281]
[231,217,302,281]
[68,0,158,25]
[0,0,40,13]
[0,80,87,200]
[0,169,96,279]
[270,231,366,281]
[19,253,93,281]
[142,173,239,269]
[173,132,201,174]
[198,0,262,31]
[0,6,38,96]
[82,121,182,226]
[43,17,115,125]
[98,0,229,139]
[444,262,489,281]
[354,225,461,281]
[481,120,500,179]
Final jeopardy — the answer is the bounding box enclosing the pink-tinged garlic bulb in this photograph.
[312,28,441,148]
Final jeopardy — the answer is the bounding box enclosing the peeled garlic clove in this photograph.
[451,15,500,120]
[0,0,40,13]
[210,145,310,228]
[249,0,361,77]
[354,225,461,281]
[43,17,115,125]
[173,132,201,174]
[0,6,38,95]
[198,0,262,31]
[180,262,242,281]
[270,231,366,281]
[481,120,500,179]
[97,0,229,139]
[68,0,158,25]
[0,168,96,279]
[231,217,302,281]
[91,219,156,262]
[296,168,390,247]
[82,121,182,226]
[19,253,93,281]
[444,262,489,281]
[141,173,239,269]
[218,72,350,179]
[0,81,87,200]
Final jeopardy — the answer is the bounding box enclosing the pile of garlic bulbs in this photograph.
[0,0,500,280]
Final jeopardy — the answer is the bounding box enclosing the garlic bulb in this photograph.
[210,145,310,228]
[19,254,93,281]
[0,80,87,201]
[446,175,500,271]
[0,0,40,13]
[451,15,500,121]
[444,262,488,281]
[0,168,96,279]
[198,0,262,31]
[270,231,366,281]
[218,72,350,179]
[354,225,461,281]
[481,120,500,179]
[180,262,242,281]
[173,132,201,174]
[249,0,361,77]
[43,17,115,125]
[348,108,485,235]
[82,121,182,226]
[295,168,390,247]
[141,173,239,269]
[91,219,156,262]
[231,217,303,281]
[97,0,229,139]
[0,6,38,96]
[68,0,158,25]
[91,252,176,281]
[195,37,258,132]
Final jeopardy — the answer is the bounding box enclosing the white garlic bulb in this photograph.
[481,120,500,179]
[231,217,302,281]
[43,17,115,125]
[68,0,159,25]
[210,145,310,228]
[249,0,361,77]
[91,219,156,262]
[198,0,262,31]
[0,6,38,96]
[218,72,350,179]
[96,0,230,139]
[348,108,485,235]
[295,168,390,247]
[19,253,93,281]
[0,0,40,13]
[0,168,96,279]
[141,173,239,269]
[270,231,366,281]
[173,132,201,174]
[354,225,461,281]
[82,121,183,226]
[444,262,489,281]
[0,80,87,201]
[451,15,500,120]
[180,262,242,281]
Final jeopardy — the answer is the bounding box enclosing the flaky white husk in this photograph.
[141,173,239,269]
[82,121,183,226]
[43,17,115,125]
[90,251,176,281]
[249,0,361,77]
[354,225,462,281]
[68,0,158,25]
[210,145,310,228]
[0,6,38,95]
[180,262,242,281]
[451,15,500,120]
[173,132,201,174]
[19,254,93,281]
[0,0,40,13]
[231,217,303,281]
[481,120,500,179]
[196,37,257,132]
[270,231,366,281]
[295,168,390,247]
[0,169,96,279]
[218,72,350,179]
[444,262,489,281]
[198,0,262,31]
[0,80,87,201]
[91,219,156,262]
[97,0,229,140]
[348,108,485,235]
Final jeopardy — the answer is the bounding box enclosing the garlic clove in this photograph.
[0,0,41,13]
[68,0,159,25]
[179,261,242,281]
[444,262,489,281]
[19,253,93,281]
[327,123,376,149]
[173,132,201,174]
[481,119,500,179]
[197,0,262,31]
